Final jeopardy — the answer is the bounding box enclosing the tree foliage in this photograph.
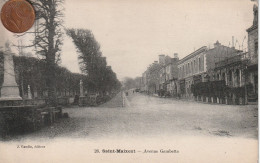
[18,0,65,105]
[66,29,121,94]
[0,53,86,99]
[123,77,141,90]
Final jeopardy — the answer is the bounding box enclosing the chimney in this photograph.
[159,54,165,64]
[214,41,221,48]
[253,4,258,26]
[174,53,178,58]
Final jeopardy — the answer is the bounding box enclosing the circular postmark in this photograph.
[1,0,35,33]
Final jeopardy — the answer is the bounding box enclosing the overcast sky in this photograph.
[1,0,256,81]
[61,0,255,80]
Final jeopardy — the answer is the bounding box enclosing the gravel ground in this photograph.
[0,92,258,163]
[10,92,257,140]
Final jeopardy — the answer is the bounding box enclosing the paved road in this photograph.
[12,92,257,140]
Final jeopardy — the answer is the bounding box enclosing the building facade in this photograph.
[177,46,207,98]
[177,41,241,100]
[140,54,179,96]
[246,4,258,103]
[209,52,248,104]
[165,54,179,96]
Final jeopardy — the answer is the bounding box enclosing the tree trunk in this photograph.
[45,52,57,106]
[46,15,57,106]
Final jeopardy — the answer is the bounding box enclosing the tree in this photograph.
[0,53,87,99]
[19,0,64,105]
[66,29,101,75]
[123,77,136,90]
[66,28,121,94]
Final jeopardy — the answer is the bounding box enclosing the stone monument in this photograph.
[80,80,84,97]
[79,79,88,106]
[28,85,32,99]
[0,45,22,100]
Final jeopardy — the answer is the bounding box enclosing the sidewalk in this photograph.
[100,92,124,108]
[122,92,130,107]
[139,93,258,107]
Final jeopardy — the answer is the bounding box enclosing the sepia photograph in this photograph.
[0,0,258,162]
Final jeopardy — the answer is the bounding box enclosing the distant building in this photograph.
[158,55,167,91]
[165,54,179,96]
[147,61,161,94]
[141,54,179,96]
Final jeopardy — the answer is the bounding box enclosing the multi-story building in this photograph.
[147,61,161,94]
[165,53,179,96]
[177,41,240,99]
[141,54,179,96]
[212,51,248,104]
[177,46,207,98]
[157,54,179,96]
[246,4,258,103]
[158,55,169,91]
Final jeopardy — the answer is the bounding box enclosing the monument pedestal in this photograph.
[0,86,22,101]
[78,80,88,106]
[79,96,88,106]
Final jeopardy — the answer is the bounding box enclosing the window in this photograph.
[193,60,195,73]
[228,70,233,86]
[185,64,188,76]
[191,62,193,74]
[236,69,240,86]
[186,64,188,76]
[195,58,198,73]
[180,67,182,78]
[201,57,204,71]
[222,73,226,84]
[217,74,220,80]
[198,58,201,72]
[183,65,185,77]
[188,63,190,74]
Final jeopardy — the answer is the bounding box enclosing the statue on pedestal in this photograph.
[28,85,32,99]
[80,80,85,97]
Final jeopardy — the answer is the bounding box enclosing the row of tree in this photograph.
[10,0,121,105]
[0,53,121,99]
[123,77,142,90]
[0,53,84,98]
[66,29,121,95]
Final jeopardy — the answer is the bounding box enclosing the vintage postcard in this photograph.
[0,0,258,162]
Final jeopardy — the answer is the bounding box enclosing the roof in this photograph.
[178,46,207,64]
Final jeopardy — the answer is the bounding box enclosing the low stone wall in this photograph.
[57,97,70,106]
